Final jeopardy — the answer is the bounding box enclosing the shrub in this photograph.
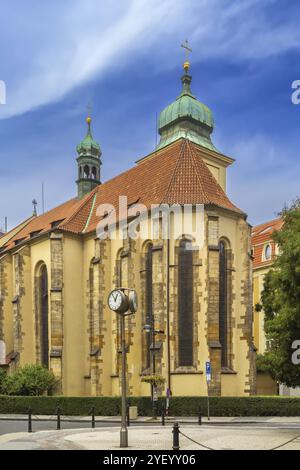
[0,368,7,393]
[0,395,299,416]
[1,364,56,396]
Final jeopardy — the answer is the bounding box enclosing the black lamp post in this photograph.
[143,317,164,419]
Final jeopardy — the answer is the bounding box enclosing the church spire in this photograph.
[76,112,102,199]
[156,40,217,152]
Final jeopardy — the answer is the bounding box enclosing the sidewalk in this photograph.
[1,423,300,450]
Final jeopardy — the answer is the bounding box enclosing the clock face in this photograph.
[108,289,124,312]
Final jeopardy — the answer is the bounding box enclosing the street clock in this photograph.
[108,288,138,315]
[108,289,129,314]
[128,290,138,313]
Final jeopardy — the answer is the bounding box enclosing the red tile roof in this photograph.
[251,217,283,269]
[0,138,245,253]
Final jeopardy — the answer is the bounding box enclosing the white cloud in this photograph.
[0,0,299,119]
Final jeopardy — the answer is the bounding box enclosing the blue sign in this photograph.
[205,361,211,382]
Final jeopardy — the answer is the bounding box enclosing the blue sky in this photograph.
[0,0,299,229]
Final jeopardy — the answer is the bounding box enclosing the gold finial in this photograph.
[86,102,92,124]
[181,39,192,73]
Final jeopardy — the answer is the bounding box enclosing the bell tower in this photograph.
[76,114,101,198]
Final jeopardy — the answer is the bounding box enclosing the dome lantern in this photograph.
[157,46,217,152]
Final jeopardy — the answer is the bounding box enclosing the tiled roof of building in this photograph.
[251,217,283,269]
[0,138,245,253]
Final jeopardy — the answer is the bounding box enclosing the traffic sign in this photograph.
[205,361,211,383]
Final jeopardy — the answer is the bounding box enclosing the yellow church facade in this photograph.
[0,63,255,397]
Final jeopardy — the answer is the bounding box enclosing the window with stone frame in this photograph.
[178,239,194,367]
[219,239,232,368]
[39,264,49,368]
[143,243,153,370]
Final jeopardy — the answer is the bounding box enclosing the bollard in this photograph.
[198,408,202,425]
[172,422,180,450]
[127,405,130,427]
[28,407,32,433]
[91,406,95,429]
[56,406,61,430]
[161,406,165,426]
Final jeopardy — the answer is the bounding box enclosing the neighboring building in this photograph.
[0,60,255,397]
[252,218,283,354]
[252,218,300,397]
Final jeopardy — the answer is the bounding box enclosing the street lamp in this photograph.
[108,288,138,448]
[143,317,164,418]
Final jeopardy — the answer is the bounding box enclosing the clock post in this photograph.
[107,288,138,448]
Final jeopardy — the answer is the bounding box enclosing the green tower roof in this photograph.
[157,63,217,151]
[76,116,101,154]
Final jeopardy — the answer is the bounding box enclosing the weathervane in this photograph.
[181,39,192,73]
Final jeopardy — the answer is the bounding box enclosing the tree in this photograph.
[260,200,300,387]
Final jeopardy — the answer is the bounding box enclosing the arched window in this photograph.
[219,240,228,368]
[40,265,49,368]
[144,243,153,370]
[178,239,193,367]
[92,166,97,180]
[84,165,90,178]
[263,244,272,261]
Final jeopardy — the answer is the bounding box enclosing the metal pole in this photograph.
[161,406,165,426]
[198,408,202,425]
[28,407,32,433]
[152,314,157,419]
[56,406,61,430]
[120,314,128,447]
[207,395,210,421]
[127,404,130,427]
[172,422,180,450]
[91,406,95,429]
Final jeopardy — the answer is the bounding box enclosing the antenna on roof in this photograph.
[32,199,38,217]
[4,216,7,233]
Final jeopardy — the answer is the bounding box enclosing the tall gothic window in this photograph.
[219,240,229,368]
[144,243,153,369]
[178,239,194,367]
[40,265,49,368]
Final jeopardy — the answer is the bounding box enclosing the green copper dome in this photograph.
[159,89,214,131]
[157,67,217,151]
[76,117,100,154]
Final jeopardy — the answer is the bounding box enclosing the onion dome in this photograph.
[157,61,217,151]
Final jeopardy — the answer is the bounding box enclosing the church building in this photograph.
[0,57,255,397]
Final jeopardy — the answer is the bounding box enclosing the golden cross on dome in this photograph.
[181,39,192,73]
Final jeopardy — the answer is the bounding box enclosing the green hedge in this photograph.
[0,395,300,416]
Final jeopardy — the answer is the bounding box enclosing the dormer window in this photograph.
[51,220,64,229]
[14,237,26,246]
[263,244,272,261]
[30,230,42,238]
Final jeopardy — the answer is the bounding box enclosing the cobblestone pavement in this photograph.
[1,424,300,450]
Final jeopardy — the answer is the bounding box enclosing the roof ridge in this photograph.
[59,186,98,229]
[185,139,211,204]
[161,139,185,203]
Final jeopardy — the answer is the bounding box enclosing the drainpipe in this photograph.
[166,237,171,392]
